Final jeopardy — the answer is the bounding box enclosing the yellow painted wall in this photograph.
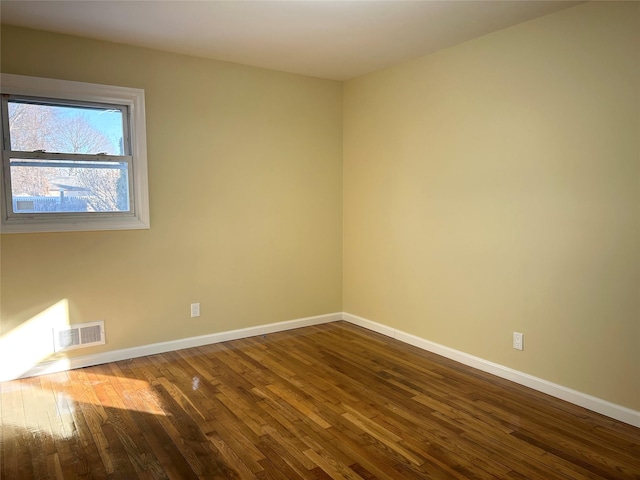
[344,1,639,409]
[1,2,638,411]
[0,26,343,367]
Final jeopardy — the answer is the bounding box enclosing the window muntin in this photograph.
[0,74,149,233]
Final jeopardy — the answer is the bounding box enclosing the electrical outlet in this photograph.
[513,332,523,351]
[191,303,200,318]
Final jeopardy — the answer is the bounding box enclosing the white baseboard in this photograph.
[11,312,342,381]
[8,310,638,428]
[342,312,640,428]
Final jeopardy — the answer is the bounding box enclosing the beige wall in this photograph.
[1,2,638,411]
[344,1,639,410]
[0,26,343,364]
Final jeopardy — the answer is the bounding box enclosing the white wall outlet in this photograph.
[191,303,200,318]
[513,332,524,351]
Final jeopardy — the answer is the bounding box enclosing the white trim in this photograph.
[0,73,150,234]
[8,310,638,427]
[342,312,640,428]
[342,312,395,337]
[10,312,341,381]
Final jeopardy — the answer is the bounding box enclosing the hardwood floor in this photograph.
[1,321,638,479]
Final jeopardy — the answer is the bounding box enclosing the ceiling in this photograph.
[1,1,583,81]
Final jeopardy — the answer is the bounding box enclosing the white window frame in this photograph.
[0,74,150,233]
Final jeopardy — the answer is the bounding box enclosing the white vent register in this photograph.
[53,321,105,352]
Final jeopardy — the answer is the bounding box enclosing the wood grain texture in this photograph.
[1,321,638,479]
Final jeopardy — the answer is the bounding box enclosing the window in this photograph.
[1,74,149,233]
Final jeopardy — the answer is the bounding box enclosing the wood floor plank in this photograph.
[117,360,200,480]
[2,321,639,479]
[203,408,266,474]
[1,382,22,479]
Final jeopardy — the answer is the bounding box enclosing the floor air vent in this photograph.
[53,321,105,352]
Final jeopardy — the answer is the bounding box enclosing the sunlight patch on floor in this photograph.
[47,372,167,416]
[1,373,166,442]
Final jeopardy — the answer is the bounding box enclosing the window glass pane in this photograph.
[10,158,130,213]
[8,101,125,155]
